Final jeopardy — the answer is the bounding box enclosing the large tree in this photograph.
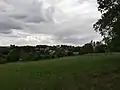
[93,0,120,51]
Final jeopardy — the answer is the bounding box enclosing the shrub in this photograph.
[0,56,7,64]
[0,59,7,64]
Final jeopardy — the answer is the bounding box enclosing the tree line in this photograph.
[0,41,107,64]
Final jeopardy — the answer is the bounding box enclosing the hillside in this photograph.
[0,53,120,90]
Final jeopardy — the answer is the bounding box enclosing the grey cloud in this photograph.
[9,14,28,20]
[78,0,90,4]
[0,14,24,34]
[0,21,22,31]
[5,0,54,23]
[55,34,99,45]
[25,12,101,45]
[24,16,44,23]
[0,0,101,45]
[0,0,54,35]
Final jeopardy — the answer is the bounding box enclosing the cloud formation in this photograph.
[0,0,101,46]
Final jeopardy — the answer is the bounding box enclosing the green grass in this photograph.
[0,53,120,90]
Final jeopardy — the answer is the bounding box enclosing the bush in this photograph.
[0,58,7,64]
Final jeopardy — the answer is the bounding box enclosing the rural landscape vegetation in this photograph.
[0,0,120,90]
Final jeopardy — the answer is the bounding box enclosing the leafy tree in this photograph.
[93,0,120,51]
[7,48,20,62]
[94,41,107,53]
[10,44,16,49]
[19,50,29,61]
[82,42,94,54]
[25,52,39,61]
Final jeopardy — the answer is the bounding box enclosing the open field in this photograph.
[0,53,120,90]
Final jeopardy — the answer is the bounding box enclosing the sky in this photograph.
[0,0,101,46]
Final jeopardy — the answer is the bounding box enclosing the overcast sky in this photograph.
[0,0,101,46]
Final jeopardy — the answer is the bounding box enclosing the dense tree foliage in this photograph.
[7,48,20,62]
[82,42,94,54]
[93,0,120,51]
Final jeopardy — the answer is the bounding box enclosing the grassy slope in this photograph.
[0,53,120,90]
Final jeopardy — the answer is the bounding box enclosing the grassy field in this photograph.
[0,53,120,90]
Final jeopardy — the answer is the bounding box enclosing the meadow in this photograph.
[0,53,120,90]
